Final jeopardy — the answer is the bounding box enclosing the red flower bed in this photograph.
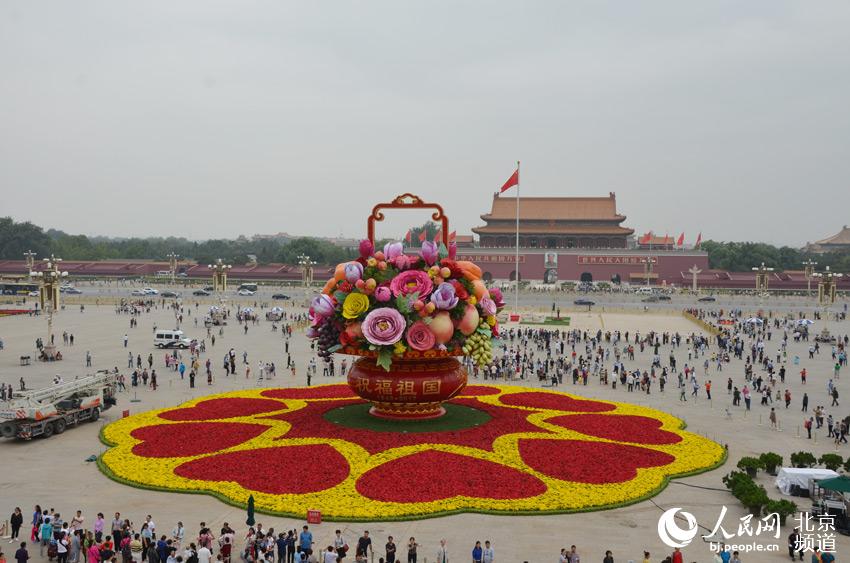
[262,386,357,400]
[159,398,287,421]
[457,385,502,396]
[268,397,545,454]
[546,414,682,445]
[131,422,268,458]
[499,392,616,412]
[174,444,350,494]
[355,450,547,502]
[518,439,674,484]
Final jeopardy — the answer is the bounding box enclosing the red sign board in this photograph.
[306,510,321,524]
[577,255,657,265]
[122,410,130,418]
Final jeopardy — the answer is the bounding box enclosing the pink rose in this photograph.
[405,321,436,352]
[374,286,392,302]
[479,296,497,316]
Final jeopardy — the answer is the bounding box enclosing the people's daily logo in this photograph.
[657,508,698,548]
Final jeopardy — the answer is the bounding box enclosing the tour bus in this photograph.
[153,329,192,349]
[237,283,258,293]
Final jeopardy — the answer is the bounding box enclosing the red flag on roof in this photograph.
[695,232,702,249]
[639,232,652,245]
[499,169,519,193]
[434,228,442,242]
[449,231,456,242]
[418,230,427,243]
[404,229,412,244]
[677,232,685,247]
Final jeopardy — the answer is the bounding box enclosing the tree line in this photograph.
[1,217,848,271]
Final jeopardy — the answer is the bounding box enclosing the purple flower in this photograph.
[310,294,336,318]
[306,326,319,339]
[430,282,459,310]
[362,308,406,346]
[359,239,374,259]
[344,262,363,283]
[384,241,404,260]
[374,286,392,302]
[489,287,506,309]
[479,296,497,316]
[420,240,438,266]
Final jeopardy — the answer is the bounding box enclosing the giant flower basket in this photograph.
[309,194,504,419]
[98,384,726,521]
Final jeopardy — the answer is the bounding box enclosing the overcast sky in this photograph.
[1,1,849,247]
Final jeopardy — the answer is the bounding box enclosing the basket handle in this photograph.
[367,194,449,247]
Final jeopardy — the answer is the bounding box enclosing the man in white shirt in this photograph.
[323,548,336,563]
[483,541,494,563]
[197,545,212,563]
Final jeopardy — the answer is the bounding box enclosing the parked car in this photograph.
[237,289,256,296]
[142,288,159,295]
[192,289,211,296]
[160,291,180,298]
[657,295,672,301]
[272,294,291,300]
[574,298,595,306]
[203,285,215,292]
[642,296,659,303]
[131,289,146,296]
[27,290,39,297]
[698,296,717,302]
[154,329,192,349]
[64,287,83,294]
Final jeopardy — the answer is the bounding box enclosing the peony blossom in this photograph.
[430,282,459,310]
[311,294,335,318]
[345,263,363,283]
[362,308,406,346]
[392,254,412,271]
[419,240,438,266]
[489,287,506,310]
[389,270,433,298]
[374,286,392,302]
[405,321,436,351]
[479,296,497,316]
[383,241,404,260]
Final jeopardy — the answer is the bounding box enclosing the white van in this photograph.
[634,286,655,295]
[154,330,192,349]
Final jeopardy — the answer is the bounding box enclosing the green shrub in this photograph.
[759,452,783,472]
[819,453,843,471]
[765,499,798,525]
[737,456,764,472]
[790,451,817,468]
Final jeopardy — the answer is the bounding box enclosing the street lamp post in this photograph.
[31,255,67,361]
[803,259,818,296]
[752,262,774,293]
[298,255,315,287]
[167,252,180,284]
[688,265,702,293]
[23,250,37,279]
[813,266,843,307]
[640,257,654,286]
[207,259,232,293]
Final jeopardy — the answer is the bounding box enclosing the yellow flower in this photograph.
[342,293,370,319]
[468,296,477,305]
[393,341,407,355]
[486,315,496,326]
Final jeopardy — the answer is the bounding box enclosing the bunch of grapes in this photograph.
[462,320,493,367]
[317,321,340,361]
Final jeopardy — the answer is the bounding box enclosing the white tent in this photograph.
[775,467,838,495]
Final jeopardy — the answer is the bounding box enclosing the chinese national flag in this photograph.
[418,230,427,243]
[405,229,412,244]
[449,231,456,242]
[677,232,685,246]
[695,232,702,248]
[639,232,652,245]
[434,228,442,242]
[499,169,519,193]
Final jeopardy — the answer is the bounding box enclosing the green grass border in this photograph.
[97,410,727,523]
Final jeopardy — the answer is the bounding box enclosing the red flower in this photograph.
[450,280,469,300]
[438,259,464,279]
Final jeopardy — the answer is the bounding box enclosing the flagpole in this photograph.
[514,160,520,316]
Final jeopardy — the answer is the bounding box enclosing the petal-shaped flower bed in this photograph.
[99,384,725,520]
